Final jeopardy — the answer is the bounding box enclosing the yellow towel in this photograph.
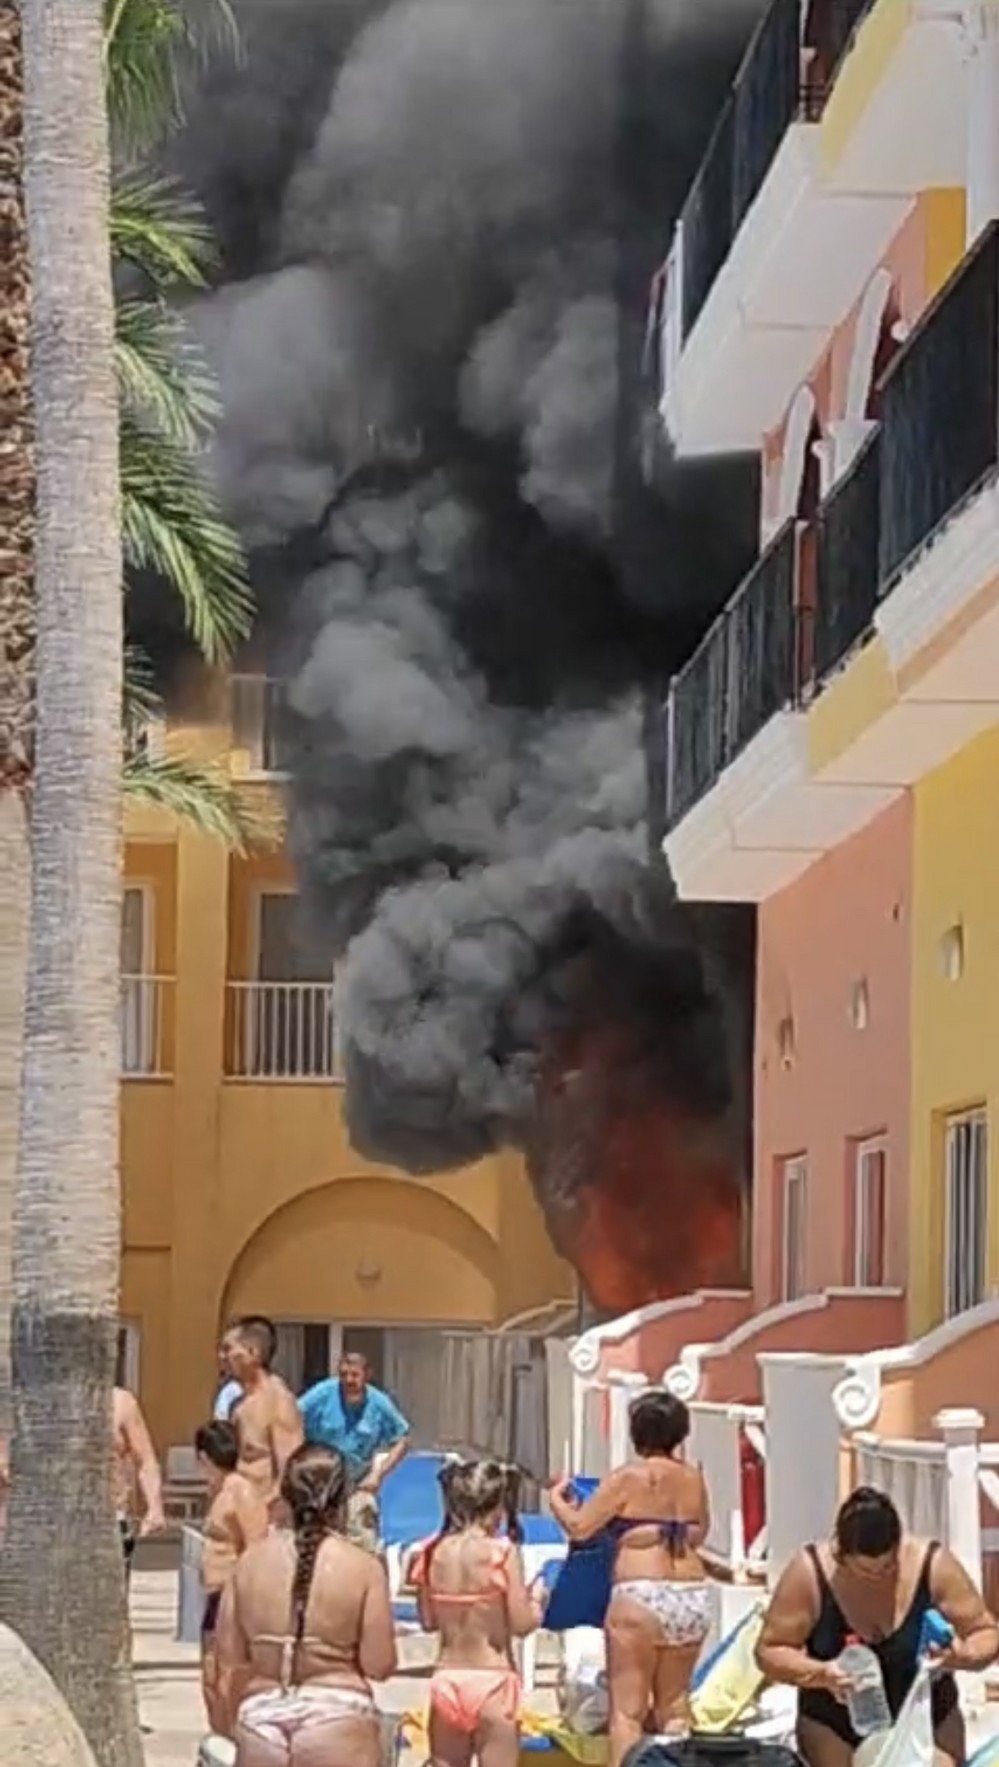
[689,1605,766,1735]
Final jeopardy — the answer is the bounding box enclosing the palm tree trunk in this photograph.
[0,2,140,1764]
[0,0,36,1441]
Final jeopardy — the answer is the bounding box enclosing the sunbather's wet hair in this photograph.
[629,1389,690,1457]
[282,1444,348,1680]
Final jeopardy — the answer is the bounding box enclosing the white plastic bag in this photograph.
[852,1665,934,1767]
[558,1626,609,1735]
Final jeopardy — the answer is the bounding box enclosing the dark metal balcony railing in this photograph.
[666,521,802,829]
[815,427,881,681]
[677,0,881,346]
[680,0,803,343]
[878,224,999,588]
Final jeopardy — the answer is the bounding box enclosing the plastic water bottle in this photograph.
[839,1634,892,1737]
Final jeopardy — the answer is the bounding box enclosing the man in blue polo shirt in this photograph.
[299,1351,410,1548]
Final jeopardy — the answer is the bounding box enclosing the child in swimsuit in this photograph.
[196,1419,270,1734]
[412,1458,544,1767]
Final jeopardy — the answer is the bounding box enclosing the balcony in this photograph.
[662,227,999,901]
[224,981,342,1083]
[231,675,288,778]
[814,427,880,682]
[661,0,965,455]
[665,520,805,832]
[120,975,174,1078]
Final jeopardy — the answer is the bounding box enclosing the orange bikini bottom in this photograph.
[429,1667,521,1734]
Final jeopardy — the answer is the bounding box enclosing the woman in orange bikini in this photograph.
[412,1458,544,1767]
[550,1389,711,1767]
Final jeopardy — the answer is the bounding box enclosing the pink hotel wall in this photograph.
[752,796,912,1307]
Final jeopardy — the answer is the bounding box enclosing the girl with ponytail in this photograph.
[215,1443,397,1767]
[411,1457,543,1767]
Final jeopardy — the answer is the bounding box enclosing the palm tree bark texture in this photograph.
[0,2,142,1765]
[0,0,34,1446]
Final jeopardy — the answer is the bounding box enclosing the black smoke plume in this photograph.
[159,0,767,1302]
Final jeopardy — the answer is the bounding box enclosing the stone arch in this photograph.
[220,1176,503,1327]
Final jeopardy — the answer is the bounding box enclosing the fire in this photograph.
[529,1025,744,1314]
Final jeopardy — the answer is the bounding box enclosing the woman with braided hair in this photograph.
[215,1442,397,1766]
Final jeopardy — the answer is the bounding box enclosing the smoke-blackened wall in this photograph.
[163,0,768,1307]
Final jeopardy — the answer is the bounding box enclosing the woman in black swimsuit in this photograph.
[757,1488,998,1767]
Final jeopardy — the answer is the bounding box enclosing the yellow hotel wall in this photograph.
[121,817,571,1448]
[909,728,999,1335]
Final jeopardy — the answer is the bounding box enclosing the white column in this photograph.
[607,1371,649,1468]
[934,1407,984,1587]
[964,7,999,246]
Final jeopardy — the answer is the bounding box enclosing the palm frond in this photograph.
[111,172,217,289]
[122,751,277,852]
[120,415,252,662]
[123,642,161,726]
[104,0,240,158]
[116,297,219,448]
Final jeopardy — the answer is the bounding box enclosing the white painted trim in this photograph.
[853,1135,889,1288]
[777,386,817,525]
[780,1155,808,1302]
[832,1295,999,1429]
[876,473,999,673]
[845,268,894,424]
[121,881,156,975]
[665,1286,904,1403]
[569,1289,751,1379]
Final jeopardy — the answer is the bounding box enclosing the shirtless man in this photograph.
[114,1384,166,1577]
[219,1315,302,1518]
[195,1418,269,1733]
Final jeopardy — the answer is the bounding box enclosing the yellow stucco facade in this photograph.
[121,686,572,1450]
[908,727,999,1336]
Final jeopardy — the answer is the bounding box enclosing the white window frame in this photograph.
[117,1319,141,1393]
[121,884,157,1075]
[780,1155,808,1303]
[944,1109,989,1318]
[853,1136,888,1288]
[244,886,340,1080]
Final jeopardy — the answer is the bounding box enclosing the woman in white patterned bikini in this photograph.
[549,1390,711,1767]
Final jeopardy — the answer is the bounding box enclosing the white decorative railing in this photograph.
[851,1410,999,1603]
[226,981,341,1082]
[120,974,173,1077]
[231,674,287,776]
[687,1400,767,1578]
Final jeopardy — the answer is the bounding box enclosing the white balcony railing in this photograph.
[225,980,341,1082]
[120,975,173,1077]
[231,675,287,776]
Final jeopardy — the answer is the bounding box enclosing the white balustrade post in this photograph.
[607,1372,648,1468]
[934,1408,984,1587]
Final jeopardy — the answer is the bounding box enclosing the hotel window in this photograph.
[944,1109,988,1318]
[853,1137,887,1288]
[780,1155,808,1302]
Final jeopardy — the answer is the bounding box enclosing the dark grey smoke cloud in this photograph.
[165,0,766,1186]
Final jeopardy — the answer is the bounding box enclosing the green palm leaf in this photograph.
[122,751,275,852]
[116,297,218,448]
[104,0,239,159]
[120,416,252,662]
[111,171,216,288]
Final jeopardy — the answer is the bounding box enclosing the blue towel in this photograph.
[541,1479,615,1632]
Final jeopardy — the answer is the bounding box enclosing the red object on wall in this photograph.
[739,1427,766,1554]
